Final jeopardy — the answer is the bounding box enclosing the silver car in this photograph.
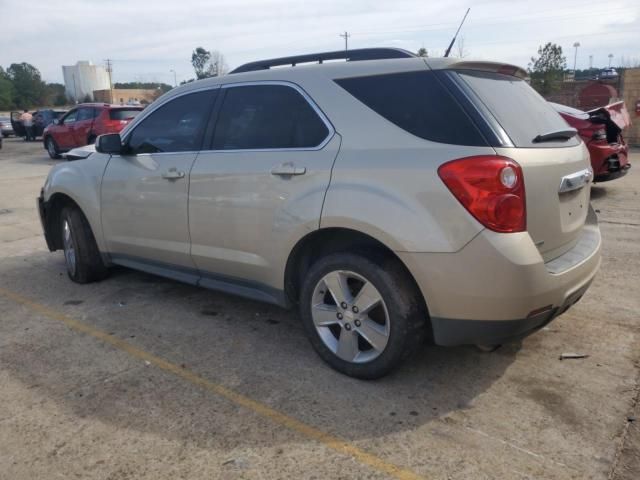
[38,48,601,378]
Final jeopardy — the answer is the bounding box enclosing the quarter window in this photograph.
[335,71,487,146]
[212,85,330,150]
[127,90,216,154]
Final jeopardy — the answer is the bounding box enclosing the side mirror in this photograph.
[52,119,59,125]
[95,133,123,154]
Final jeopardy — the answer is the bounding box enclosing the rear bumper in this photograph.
[589,140,630,182]
[398,207,601,346]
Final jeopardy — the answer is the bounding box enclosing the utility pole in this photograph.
[170,69,177,87]
[589,55,593,70]
[572,42,580,72]
[339,31,351,58]
[104,59,114,103]
[608,53,614,67]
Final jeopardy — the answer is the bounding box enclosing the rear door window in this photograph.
[456,71,579,148]
[334,70,487,146]
[212,84,330,150]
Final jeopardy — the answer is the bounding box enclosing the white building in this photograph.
[62,61,110,102]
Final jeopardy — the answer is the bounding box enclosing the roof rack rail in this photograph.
[229,48,416,74]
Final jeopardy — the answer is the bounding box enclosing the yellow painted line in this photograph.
[0,287,426,480]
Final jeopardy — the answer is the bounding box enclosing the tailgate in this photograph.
[495,143,592,261]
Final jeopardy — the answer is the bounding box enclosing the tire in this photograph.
[299,252,427,379]
[46,137,60,159]
[60,206,108,283]
[87,135,96,145]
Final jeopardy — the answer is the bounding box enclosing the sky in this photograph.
[0,0,638,85]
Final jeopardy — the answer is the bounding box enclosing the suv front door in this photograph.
[56,109,78,149]
[72,107,97,146]
[101,88,217,276]
[189,82,338,299]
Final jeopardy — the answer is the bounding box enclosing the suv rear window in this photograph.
[456,71,579,147]
[334,71,487,146]
[110,109,142,121]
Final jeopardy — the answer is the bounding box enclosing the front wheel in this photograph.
[46,137,60,159]
[299,253,427,379]
[60,206,108,283]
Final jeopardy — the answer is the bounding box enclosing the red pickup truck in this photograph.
[43,103,143,159]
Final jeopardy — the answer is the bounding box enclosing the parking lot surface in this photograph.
[1,136,639,479]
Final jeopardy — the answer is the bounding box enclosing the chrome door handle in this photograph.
[270,163,306,176]
[161,169,185,180]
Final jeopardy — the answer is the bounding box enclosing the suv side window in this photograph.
[212,84,330,150]
[335,71,487,146]
[76,107,94,122]
[62,110,77,125]
[127,90,216,154]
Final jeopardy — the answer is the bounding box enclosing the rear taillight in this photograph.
[438,155,526,233]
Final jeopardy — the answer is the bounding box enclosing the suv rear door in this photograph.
[189,82,339,297]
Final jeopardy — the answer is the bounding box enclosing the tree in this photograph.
[0,67,14,110]
[191,47,227,79]
[192,47,212,79]
[416,47,428,58]
[6,62,46,108]
[43,83,67,106]
[528,42,567,95]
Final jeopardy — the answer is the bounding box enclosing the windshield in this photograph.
[457,71,579,148]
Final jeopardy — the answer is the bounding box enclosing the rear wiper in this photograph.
[532,128,578,143]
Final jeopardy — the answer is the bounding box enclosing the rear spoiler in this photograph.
[425,59,527,79]
[588,101,631,131]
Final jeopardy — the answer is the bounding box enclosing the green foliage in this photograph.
[416,47,428,58]
[0,67,15,110]
[6,62,47,108]
[43,83,67,106]
[528,43,567,95]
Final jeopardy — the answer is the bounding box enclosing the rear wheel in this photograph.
[299,253,426,379]
[87,134,96,145]
[46,137,60,159]
[60,206,108,283]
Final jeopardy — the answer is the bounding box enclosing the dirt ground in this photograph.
[0,136,638,480]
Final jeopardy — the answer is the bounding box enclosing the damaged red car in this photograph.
[552,101,631,182]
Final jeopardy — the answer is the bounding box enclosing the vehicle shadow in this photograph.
[0,253,519,451]
[590,185,607,199]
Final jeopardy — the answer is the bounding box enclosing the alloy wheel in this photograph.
[47,138,56,157]
[311,270,390,363]
[62,220,77,276]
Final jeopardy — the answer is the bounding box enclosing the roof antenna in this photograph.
[444,8,470,58]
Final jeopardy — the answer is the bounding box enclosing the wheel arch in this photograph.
[44,193,81,250]
[284,227,430,321]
